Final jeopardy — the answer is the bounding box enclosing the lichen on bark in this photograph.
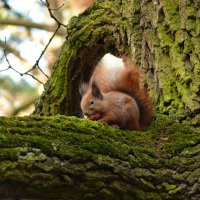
[34,0,200,124]
[0,115,199,199]
[12,0,200,198]
[141,0,200,119]
[34,0,142,117]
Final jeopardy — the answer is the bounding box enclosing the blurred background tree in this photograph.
[0,0,94,116]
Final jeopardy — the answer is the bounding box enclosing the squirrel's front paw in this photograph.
[88,114,101,121]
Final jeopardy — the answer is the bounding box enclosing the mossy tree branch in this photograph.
[2,0,200,199]
[0,115,199,199]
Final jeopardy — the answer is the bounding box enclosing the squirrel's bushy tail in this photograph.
[113,59,153,130]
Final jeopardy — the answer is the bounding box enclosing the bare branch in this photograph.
[45,2,64,11]
[0,66,11,73]
[0,39,27,62]
[40,0,68,29]
[1,0,11,9]
[0,18,66,36]
[1,0,24,17]
[3,38,45,85]
[0,0,68,86]
[11,95,39,116]
[24,25,61,78]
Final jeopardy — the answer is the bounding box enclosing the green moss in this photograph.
[145,29,160,49]
[0,160,18,172]
[99,188,117,199]
[181,144,200,157]
[0,115,198,198]
[19,152,46,163]
[83,193,95,199]
[0,147,27,161]
[175,30,188,45]
[140,178,155,190]
[172,171,190,182]
[134,188,164,200]
[186,19,196,33]
[162,182,177,191]
[143,1,159,27]
[0,134,9,145]
[186,168,200,184]
[161,0,180,30]
[30,172,60,187]
[157,25,173,49]
[191,37,200,55]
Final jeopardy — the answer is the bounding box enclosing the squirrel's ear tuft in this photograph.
[92,81,103,100]
[79,82,89,97]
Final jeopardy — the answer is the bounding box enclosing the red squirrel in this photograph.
[79,54,153,131]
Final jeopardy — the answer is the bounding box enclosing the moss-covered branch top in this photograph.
[0,115,199,199]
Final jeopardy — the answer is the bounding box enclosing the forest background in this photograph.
[0,0,94,116]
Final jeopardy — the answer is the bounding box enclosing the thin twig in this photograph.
[0,66,11,73]
[1,0,24,18]
[3,38,44,85]
[40,0,67,28]
[0,18,66,36]
[46,2,64,11]
[1,0,68,85]
[0,39,27,62]
[24,24,61,78]
[24,72,44,84]
[4,46,23,76]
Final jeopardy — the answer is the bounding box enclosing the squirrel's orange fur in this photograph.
[79,54,153,131]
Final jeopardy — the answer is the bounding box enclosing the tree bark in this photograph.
[0,115,199,199]
[34,0,200,121]
[3,0,199,199]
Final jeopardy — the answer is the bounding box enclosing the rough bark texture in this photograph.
[141,0,200,119]
[7,0,200,199]
[0,115,199,199]
[34,0,143,116]
[34,0,200,121]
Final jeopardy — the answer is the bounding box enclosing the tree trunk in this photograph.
[3,0,200,199]
[0,115,199,199]
[34,0,200,121]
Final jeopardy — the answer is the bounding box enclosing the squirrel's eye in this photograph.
[90,99,95,104]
